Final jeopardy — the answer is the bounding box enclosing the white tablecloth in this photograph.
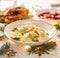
[0,35,60,58]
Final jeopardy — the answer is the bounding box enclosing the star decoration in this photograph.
[6,50,16,57]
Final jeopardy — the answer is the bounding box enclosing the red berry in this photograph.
[51,41,57,46]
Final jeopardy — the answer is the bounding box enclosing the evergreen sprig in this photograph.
[28,41,57,56]
[0,42,10,55]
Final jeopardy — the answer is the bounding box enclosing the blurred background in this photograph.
[0,0,60,11]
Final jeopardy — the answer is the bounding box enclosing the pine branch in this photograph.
[0,42,10,55]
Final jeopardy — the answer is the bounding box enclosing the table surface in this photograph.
[0,33,60,58]
[0,0,60,58]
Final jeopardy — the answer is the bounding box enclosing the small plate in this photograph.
[4,20,56,46]
[36,9,60,24]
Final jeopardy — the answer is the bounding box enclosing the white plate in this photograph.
[36,9,60,15]
[4,20,56,46]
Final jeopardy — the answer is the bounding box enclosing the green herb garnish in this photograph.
[12,37,20,41]
[0,27,4,31]
[32,39,39,42]
[12,27,18,32]
[22,32,27,35]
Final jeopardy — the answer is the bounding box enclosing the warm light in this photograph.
[24,45,30,50]
[21,45,31,51]
[25,46,30,49]
[52,22,57,25]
